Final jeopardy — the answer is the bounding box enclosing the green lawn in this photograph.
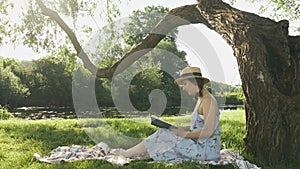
[0,109,262,169]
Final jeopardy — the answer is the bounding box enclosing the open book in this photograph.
[150,115,178,129]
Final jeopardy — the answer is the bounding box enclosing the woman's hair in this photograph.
[187,78,205,98]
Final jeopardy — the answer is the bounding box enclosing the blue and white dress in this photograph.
[144,100,221,163]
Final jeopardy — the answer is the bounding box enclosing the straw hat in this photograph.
[175,66,210,84]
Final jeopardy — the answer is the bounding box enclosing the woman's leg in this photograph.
[121,141,149,158]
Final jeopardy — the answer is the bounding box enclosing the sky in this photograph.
[0,0,299,86]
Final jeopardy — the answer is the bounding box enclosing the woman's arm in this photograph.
[171,98,218,139]
[180,126,191,131]
[197,98,218,138]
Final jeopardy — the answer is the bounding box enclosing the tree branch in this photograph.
[111,4,209,75]
[36,0,206,78]
[36,0,112,77]
[37,0,298,90]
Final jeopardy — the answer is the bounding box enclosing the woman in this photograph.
[115,66,221,163]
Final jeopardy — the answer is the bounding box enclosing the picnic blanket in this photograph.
[34,142,260,169]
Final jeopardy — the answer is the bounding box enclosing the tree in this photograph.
[123,5,178,46]
[28,56,73,107]
[241,0,300,23]
[0,57,30,107]
[0,0,13,45]
[122,6,188,113]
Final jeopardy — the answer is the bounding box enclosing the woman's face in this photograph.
[181,79,199,96]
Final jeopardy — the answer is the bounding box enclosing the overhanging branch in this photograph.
[36,0,111,77]
[36,0,209,78]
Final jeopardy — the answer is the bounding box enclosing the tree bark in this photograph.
[37,0,300,164]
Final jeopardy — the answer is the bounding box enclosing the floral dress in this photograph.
[144,101,221,163]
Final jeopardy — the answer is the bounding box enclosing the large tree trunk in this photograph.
[195,0,300,164]
[37,0,300,164]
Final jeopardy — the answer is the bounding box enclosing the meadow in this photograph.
[0,109,255,169]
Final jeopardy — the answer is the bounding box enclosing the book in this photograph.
[150,115,178,129]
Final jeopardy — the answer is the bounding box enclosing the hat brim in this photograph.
[175,76,210,85]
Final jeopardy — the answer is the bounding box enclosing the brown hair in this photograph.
[186,78,205,98]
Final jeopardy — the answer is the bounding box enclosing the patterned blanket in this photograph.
[34,142,260,169]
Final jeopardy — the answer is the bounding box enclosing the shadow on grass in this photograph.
[1,121,94,153]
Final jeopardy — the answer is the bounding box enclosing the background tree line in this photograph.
[0,55,243,111]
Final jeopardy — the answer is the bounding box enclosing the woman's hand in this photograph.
[170,127,188,138]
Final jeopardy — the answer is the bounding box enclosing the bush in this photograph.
[0,105,12,120]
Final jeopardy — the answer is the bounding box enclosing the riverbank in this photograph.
[9,105,244,120]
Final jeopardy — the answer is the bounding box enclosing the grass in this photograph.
[0,109,277,169]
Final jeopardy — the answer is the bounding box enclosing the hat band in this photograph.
[181,72,202,78]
